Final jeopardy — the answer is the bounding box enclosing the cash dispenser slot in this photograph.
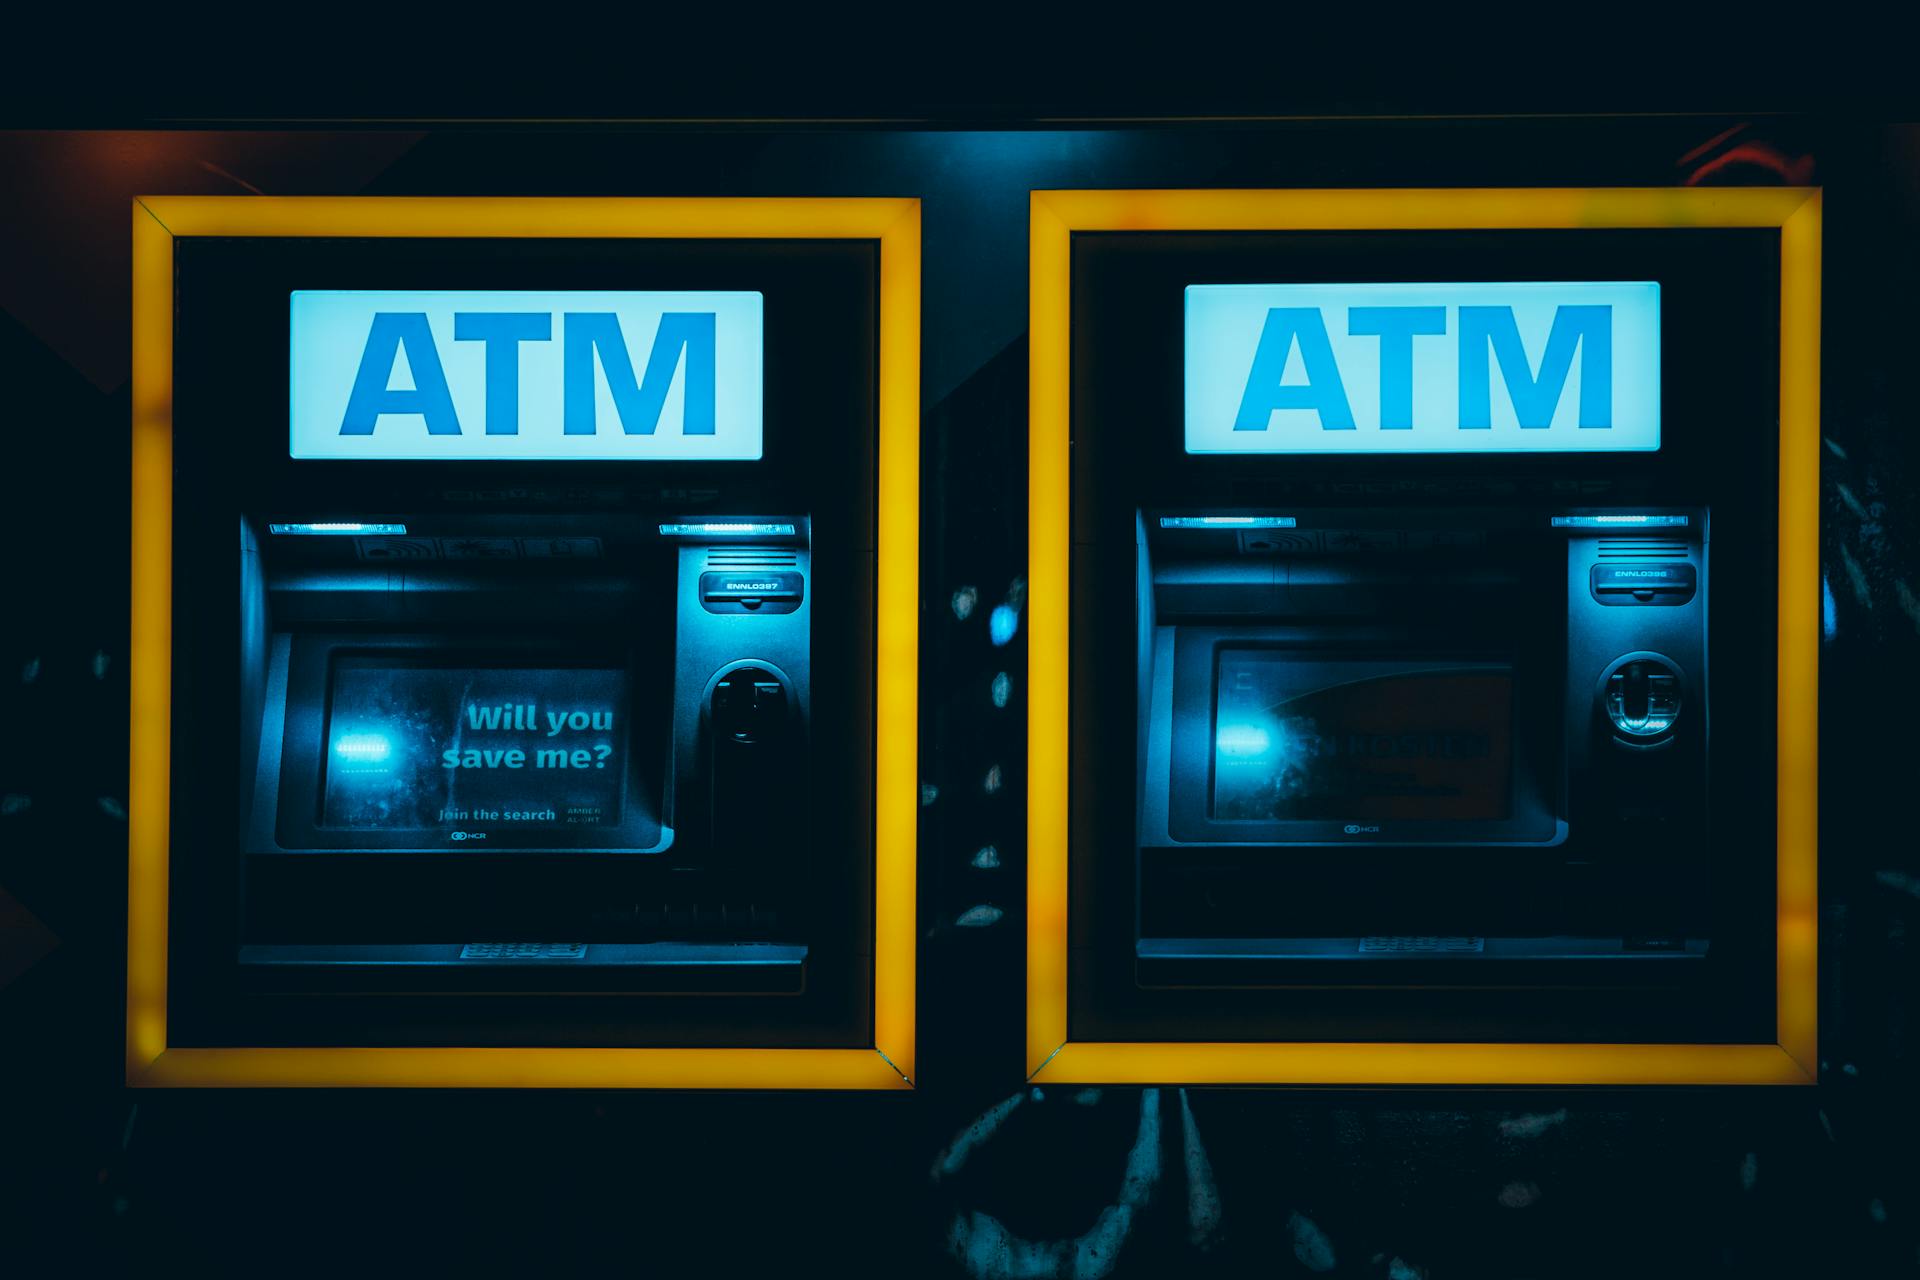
[1590,562,1697,605]
[700,571,805,613]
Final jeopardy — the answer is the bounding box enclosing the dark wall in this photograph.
[2,117,1917,1277]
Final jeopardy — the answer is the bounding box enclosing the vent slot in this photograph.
[1358,936,1486,954]
[1597,539,1689,559]
[706,548,799,569]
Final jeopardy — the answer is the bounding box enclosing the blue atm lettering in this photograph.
[1233,308,1355,431]
[1233,304,1612,432]
[339,310,717,437]
[1459,304,1611,429]
[341,313,460,435]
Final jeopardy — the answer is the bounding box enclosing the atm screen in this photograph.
[1211,653,1515,823]
[322,660,632,835]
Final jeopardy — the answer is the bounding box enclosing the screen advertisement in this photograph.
[321,661,640,839]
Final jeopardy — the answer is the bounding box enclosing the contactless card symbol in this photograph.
[522,537,603,559]
[1325,530,1404,552]
[1407,529,1489,550]
[355,537,440,560]
[1242,531,1320,554]
[442,537,520,560]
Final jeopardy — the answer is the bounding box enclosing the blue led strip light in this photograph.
[1549,515,1690,528]
[658,522,796,536]
[267,522,408,536]
[1157,516,1298,530]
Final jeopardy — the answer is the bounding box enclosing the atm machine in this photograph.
[1136,503,1709,980]
[137,207,901,1067]
[1064,218,1794,1050]
[238,511,816,996]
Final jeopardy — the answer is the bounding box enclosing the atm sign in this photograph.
[290,291,764,460]
[1185,282,1660,454]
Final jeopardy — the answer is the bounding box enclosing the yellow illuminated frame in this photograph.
[1028,187,1820,1086]
[129,197,919,1089]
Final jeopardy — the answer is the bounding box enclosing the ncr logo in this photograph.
[290,290,764,461]
[1184,281,1660,455]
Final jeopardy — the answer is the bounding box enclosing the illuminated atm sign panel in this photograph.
[290,290,765,460]
[1185,281,1660,454]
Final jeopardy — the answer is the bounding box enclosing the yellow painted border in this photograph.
[1027,187,1820,1086]
[128,197,919,1089]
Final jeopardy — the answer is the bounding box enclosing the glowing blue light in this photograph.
[991,671,1011,708]
[1216,723,1273,756]
[658,522,796,536]
[1158,515,1298,529]
[290,290,764,461]
[334,733,393,763]
[1822,574,1837,640]
[268,522,407,536]
[1186,281,1661,454]
[1550,515,1689,528]
[989,605,1019,647]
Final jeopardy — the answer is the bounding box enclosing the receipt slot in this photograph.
[1026,188,1821,1087]
[128,197,920,1089]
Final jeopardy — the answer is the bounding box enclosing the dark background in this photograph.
[3,68,1918,1276]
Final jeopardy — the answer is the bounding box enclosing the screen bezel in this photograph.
[266,635,673,854]
[1166,630,1564,846]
